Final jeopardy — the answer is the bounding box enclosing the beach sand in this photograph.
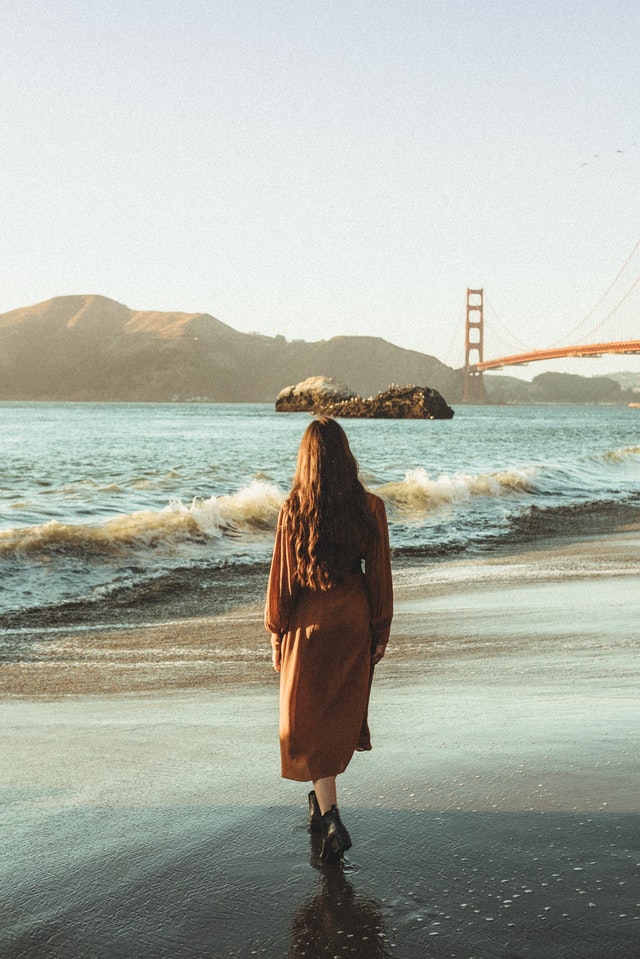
[2,533,639,958]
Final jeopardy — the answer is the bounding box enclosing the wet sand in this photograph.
[2,533,639,958]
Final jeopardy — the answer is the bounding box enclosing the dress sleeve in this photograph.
[264,505,298,645]
[364,494,393,649]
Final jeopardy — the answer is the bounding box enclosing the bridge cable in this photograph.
[483,293,534,352]
[574,271,640,343]
[443,297,467,368]
[546,237,640,348]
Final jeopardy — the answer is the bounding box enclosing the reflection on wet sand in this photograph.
[287,833,390,958]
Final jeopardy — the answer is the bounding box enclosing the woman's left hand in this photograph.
[371,644,386,665]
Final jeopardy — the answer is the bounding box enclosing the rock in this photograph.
[275,376,358,412]
[275,378,454,419]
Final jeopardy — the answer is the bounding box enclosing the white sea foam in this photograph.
[378,466,537,514]
[0,480,286,558]
[173,479,285,534]
[599,445,640,465]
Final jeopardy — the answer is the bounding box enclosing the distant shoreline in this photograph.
[1,294,637,405]
[1,396,637,406]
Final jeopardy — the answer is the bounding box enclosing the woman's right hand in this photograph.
[272,644,281,672]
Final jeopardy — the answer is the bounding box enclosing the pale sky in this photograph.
[2,0,639,378]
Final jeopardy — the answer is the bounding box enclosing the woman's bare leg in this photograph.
[313,776,337,814]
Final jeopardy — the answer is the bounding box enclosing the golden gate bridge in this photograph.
[462,239,640,403]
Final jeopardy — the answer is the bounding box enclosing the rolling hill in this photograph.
[0,295,463,402]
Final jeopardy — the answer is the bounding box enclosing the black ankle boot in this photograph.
[319,805,352,861]
[308,791,323,832]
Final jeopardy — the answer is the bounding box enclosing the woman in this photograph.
[265,417,393,861]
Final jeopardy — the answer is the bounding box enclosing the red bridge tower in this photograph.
[463,288,487,404]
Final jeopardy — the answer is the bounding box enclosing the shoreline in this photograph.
[2,526,639,698]
[2,494,639,638]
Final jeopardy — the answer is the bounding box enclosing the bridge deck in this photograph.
[477,340,640,371]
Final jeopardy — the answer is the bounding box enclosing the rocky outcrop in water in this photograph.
[275,376,357,412]
[276,377,454,419]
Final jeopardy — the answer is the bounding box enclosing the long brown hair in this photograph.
[284,417,375,590]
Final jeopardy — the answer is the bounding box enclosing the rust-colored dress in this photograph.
[265,492,393,782]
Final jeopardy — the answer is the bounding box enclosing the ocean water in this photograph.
[1,402,639,632]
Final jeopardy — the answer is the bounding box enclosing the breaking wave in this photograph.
[378,466,537,514]
[0,480,285,559]
[3,445,639,561]
[597,445,640,464]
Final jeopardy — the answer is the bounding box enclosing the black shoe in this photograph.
[308,790,323,832]
[319,805,352,861]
